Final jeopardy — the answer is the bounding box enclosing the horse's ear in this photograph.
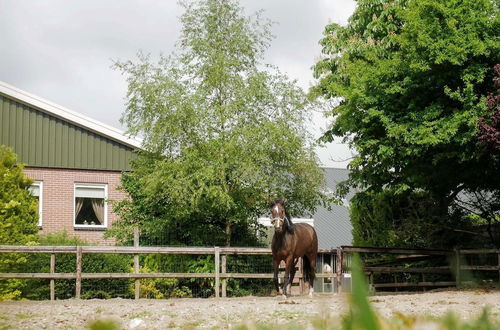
[268,197,274,206]
[281,198,287,205]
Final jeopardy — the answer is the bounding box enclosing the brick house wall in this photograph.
[24,167,128,245]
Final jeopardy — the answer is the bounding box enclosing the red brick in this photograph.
[24,167,129,245]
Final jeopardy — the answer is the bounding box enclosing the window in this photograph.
[29,181,43,226]
[74,183,107,228]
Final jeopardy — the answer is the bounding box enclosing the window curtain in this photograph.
[91,199,104,225]
[75,198,84,220]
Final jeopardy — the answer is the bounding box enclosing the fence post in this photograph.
[455,248,461,288]
[50,253,55,301]
[497,250,499,284]
[298,257,304,294]
[215,247,220,298]
[330,252,335,294]
[221,255,227,297]
[75,246,82,299]
[369,272,374,293]
[336,249,343,293]
[134,226,140,300]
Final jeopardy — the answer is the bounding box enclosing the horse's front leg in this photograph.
[273,258,281,295]
[283,256,294,297]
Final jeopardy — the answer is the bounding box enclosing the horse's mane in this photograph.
[284,215,294,234]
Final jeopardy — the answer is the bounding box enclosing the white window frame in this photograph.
[73,183,108,229]
[29,181,43,227]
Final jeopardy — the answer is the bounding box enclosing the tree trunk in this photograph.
[225,221,232,247]
[486,219,500,249]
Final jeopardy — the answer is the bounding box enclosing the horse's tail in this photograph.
[302,255,316,285]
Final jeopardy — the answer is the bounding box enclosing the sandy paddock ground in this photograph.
[0,289,499,329]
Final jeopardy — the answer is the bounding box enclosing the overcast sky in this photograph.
[0,0,356,168]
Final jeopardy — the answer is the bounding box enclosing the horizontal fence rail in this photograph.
[0,244,498,299]
[339,246,500,291]
[0,245,338,300]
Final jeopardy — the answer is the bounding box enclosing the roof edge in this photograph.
[0,81,142,149]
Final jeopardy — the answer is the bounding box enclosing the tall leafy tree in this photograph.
[112,0,327,246]
[314,0,500,246]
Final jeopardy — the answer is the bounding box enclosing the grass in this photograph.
[13,314,30,319]
[87,319,121,330]
[0,323,13,330]
[130,310,151,319]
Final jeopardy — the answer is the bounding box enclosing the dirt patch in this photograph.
[0,290,499,329]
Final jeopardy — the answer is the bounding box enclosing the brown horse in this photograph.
[270,199,318,297]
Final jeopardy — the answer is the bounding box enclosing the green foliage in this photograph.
[111,0,329,247]
[314,0,500,247]
[132,265,191,299]
[136,254,213,298]
[351,189,473,248]
[0,146,39,300]
[0,145,38,246]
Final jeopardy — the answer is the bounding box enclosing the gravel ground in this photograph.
[0,290,499,329]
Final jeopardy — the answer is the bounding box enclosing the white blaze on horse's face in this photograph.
[271,204,285,232]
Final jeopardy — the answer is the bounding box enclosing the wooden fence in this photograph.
[339,246,500,291]
[0,245,337,300]
[0,244,498,300]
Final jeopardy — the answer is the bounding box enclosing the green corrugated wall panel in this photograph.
[75,128,81,167]
[15,103,23,159]
[35,109,42,165]
[42,113,49,165]
[113,143,119,170]
[87,132,94,168]
[0,94,136,171]
[81,128,88,168]
[22,107,29,162]
[48,119,55,165]
[55,117,62,166]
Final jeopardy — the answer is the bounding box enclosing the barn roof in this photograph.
[0,81,141,149]
[0,81,141,171]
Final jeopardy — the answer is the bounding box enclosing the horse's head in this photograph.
[270,199,287,233]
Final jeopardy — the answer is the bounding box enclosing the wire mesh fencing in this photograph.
[2,237,499,301]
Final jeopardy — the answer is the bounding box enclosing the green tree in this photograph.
[314,0,500,247]
[0,145,39,299]
[111,0,328,247]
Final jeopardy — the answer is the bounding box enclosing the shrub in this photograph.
[0,146,39,300]
[20,231,132,300]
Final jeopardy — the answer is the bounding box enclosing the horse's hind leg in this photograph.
[304,254,317,297]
